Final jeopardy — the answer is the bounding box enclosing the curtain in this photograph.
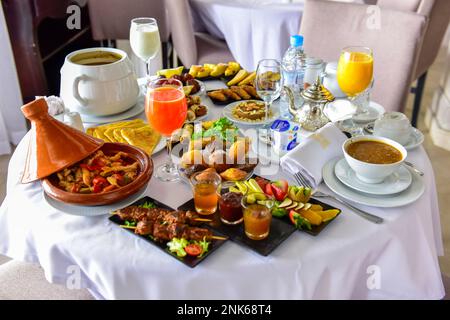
[0,4,27,155]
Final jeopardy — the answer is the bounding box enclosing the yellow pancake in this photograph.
[121,126,161,155]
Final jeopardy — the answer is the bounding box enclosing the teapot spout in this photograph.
[283,86,297,117]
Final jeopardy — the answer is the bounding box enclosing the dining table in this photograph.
[190,0,304,70]
[0,77,445,300]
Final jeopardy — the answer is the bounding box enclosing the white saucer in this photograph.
[403,127,424,150]
[352,101,385,123]
[334,158,412,195]
[323,99,357,122]
[322,157,424,208]
[79,95,145,124]
[363,125,424,150]
[43,186,147,216]
[223,100,279,126]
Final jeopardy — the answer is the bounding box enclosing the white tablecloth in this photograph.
[0,89,445,299]
[190,0,304,69]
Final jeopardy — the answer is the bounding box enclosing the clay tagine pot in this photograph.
[42,142,153,206]
[21,98,104,183]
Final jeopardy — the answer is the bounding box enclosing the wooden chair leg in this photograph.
[411,71,427,128]
[162,42,169,69]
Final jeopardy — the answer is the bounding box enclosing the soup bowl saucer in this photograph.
[342,136,407,184]
[334,158,412,195]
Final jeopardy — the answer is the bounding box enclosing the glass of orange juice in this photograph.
[146,78,187,181]
[241,192,274,240]
[190,170,222,216]
[337,46,373,115]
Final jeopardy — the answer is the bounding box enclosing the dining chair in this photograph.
[87,0,171,68]
[165,0,235,67]
[300,0,428,114]
[376,0,450,126]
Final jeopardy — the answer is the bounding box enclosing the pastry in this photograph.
[207,91,227,102]
[219,168,248,181]
[222,89,241,101]
[230,86,251,100]
[241,85,259,98]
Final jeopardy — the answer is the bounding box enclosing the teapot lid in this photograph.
[301,76,334,103]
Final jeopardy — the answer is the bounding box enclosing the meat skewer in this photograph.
[115,206,226,241]
[120,224,227,241]
[114,206,211,224]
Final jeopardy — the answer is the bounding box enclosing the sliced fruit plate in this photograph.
[230,176,342,236]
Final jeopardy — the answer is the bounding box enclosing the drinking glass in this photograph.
[190,171,222,216]
[145,78,187,181]
[130,17,161,82]
[337,46,373,115]
[219,187,246,225]
[255,59,283,121]
[241,193,274,240]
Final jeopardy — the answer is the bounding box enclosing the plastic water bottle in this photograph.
[280,35,306,118]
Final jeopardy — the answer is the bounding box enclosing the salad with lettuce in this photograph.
[191,117,238,142]
[167,237,210,258]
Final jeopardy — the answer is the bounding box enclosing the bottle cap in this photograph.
[290,35,304,47]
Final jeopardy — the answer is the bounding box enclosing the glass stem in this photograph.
[165,136,175,171]
[146,59,152,82]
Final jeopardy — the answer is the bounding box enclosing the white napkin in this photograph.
[280,123,348,188]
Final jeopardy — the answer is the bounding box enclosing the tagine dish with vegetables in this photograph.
[56,150,139,194]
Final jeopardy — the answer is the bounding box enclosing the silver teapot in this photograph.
[285,76,334,131]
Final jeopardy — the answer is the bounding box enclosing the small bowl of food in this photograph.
[42,143,153,205]
[342,136,407,184]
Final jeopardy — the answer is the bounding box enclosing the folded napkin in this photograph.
[280,123,348,189]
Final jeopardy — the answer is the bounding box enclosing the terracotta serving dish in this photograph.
[42,143,153,206]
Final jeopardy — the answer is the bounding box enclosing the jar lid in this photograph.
[305,57,323,66]
[301,76,335,102]
[325,62,338,72]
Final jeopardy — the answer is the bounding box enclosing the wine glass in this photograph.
[145,78,187,181]
[255,59,283,122]
[337,46,373,115]
[130,17,161,82]
[336,46,373,135]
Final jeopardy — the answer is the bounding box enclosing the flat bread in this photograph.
[87,119,146,142]
[121,126,161,155]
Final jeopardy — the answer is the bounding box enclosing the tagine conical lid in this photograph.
[21,98,104,183]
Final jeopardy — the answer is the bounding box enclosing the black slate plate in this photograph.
[109,196,228,268]
[177,198,296,257]
[251,175,342,236]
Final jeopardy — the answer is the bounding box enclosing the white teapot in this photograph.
[321,62,346,99]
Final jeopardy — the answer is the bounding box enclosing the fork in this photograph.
[293,172,383,224]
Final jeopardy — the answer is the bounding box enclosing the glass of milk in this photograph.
[130,17,161,81]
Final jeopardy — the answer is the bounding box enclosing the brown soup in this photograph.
[70,51,122,66]
[346,140,402,164]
